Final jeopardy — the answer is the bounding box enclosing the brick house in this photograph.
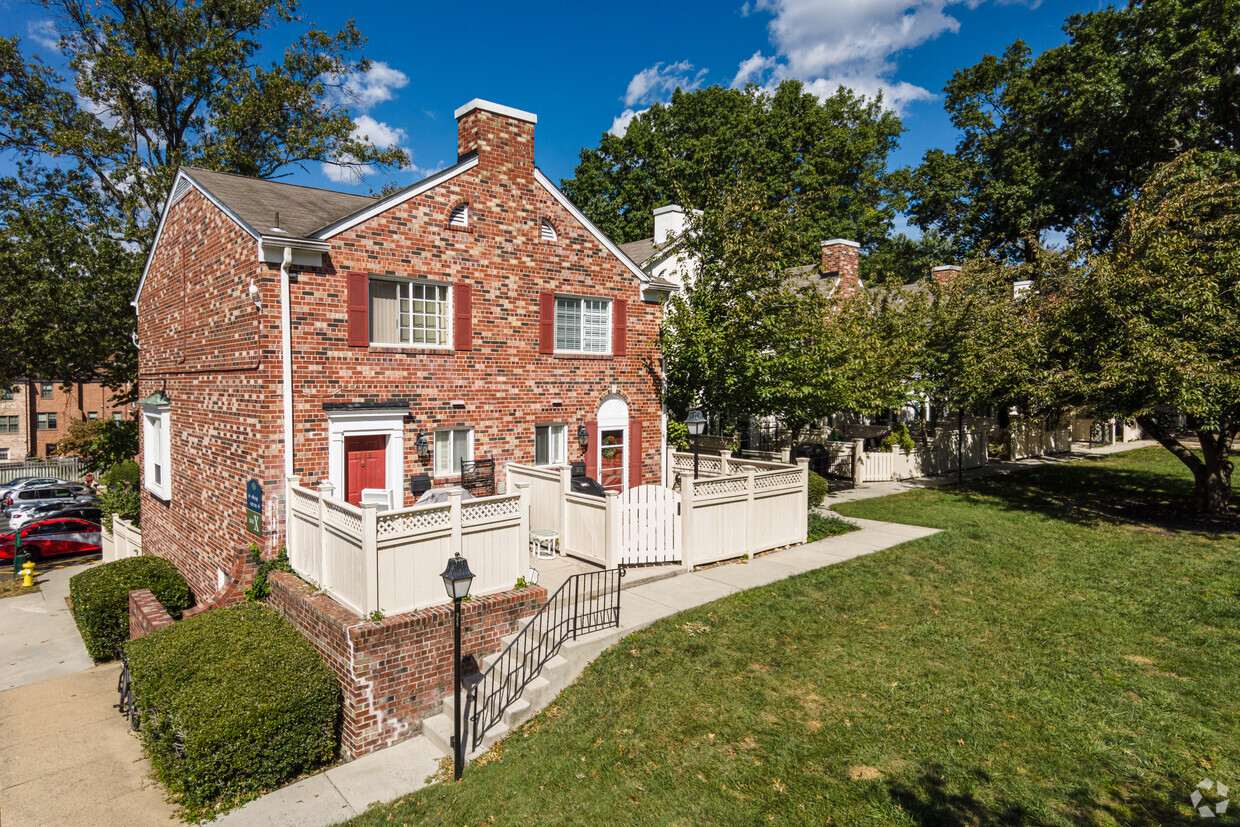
[134,99,674,605]
[0,380,130,462]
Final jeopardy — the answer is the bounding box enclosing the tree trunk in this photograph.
[1136,415,1233,514]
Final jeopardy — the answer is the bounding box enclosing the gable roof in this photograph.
[618,237,656,268]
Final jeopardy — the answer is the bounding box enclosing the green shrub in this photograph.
[807,470,830,509]
[69,556,191,660]
[880,422,916,453]
[102,459,140,489]
[126,603,340,815]
[807,512,858,542]
[667,419,690,451]
[244,544,293,602]
[98,481,140,531]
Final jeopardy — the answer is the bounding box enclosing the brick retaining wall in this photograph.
[128,588,175,640]
[268,571,545,758]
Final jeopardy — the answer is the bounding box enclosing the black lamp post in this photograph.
[685,409,706,479]
[440,552,475,781]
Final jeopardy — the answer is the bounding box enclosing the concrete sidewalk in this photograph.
[1,561,98,692]
[216,515,941,827]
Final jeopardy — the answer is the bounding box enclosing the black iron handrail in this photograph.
[465,567,623,750]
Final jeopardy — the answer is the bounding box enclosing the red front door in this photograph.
[345,435,387,506]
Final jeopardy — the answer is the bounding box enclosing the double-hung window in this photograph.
[535,424,566,466]
[36,412,57,430]
[143,405,172,499]
[369,279,450,346]
[434,428,472,477]
[554,297,610,353]
[1,416,17,433]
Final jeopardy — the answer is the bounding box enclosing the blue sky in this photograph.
[6,0,1101,218]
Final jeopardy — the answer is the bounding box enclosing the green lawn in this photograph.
[348,448,1238,825]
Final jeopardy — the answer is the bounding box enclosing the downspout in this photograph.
[280,246,294,480]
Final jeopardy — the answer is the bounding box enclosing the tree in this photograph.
[860,228,958,287]
[56,415,139,473]
[661,177,907,444]
[0,1,408,389]
[907,0,1240,261]
[1042,152,1239,513]
[562,80,904,250]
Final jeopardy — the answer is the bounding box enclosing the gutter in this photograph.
[280,246,294,480]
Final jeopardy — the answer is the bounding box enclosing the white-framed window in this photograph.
[88,411,98,420]
[535,424,566,466]
[434,427,473,477]
[554,296,610,353]
[143,406,172,499]
[112,412,123,423]
[36,412,57,430]
[369,278,450,346]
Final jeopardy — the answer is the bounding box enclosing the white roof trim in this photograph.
[453,99,537,124]
[821,238,861,248]
[532,168,650,284]
[315,155,480,239]
[134,169,261,307]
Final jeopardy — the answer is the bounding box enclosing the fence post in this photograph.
[360,501,380,616]
[745,469,756,556]
[680,473,695,571]
[852,439,865,485]
[604,490,621,569]
[719,449,731,476]
[317,480,334,582]
[449,488,464,560]
[559,465,571,541]
[516,482,531,575]
[795,458,810,544]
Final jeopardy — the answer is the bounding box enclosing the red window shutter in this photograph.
[584,420,598,480]
[539,291,554,354]
[613,300,627,356]
[628,417,642,486]
[347,271,369,347]
[454,282,472,351]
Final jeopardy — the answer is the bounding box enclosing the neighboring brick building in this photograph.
[135,99,673,603]
[0,380,129,462]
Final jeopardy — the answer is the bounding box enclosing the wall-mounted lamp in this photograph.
[577,424,589,448]
[248,279,262,309]
[415,432,431,460]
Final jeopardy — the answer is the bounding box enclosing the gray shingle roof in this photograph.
[618,237,656,268]
[181,167,378,239]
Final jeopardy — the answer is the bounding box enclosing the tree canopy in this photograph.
[561,80,904,253]
[0,0,408,390]
[906,0,1240,262]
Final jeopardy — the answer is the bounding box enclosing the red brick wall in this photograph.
[821,239,862,298]
[128,588,174,640]
[269,570,545,758]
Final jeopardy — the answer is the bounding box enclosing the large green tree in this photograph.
[1041,152,1239,513]
[562,80,904,251]
[0,0,408,390]
[908,0,1240,261]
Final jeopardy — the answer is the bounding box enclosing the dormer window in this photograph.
[540,218,558,242]
[449,203,469,228]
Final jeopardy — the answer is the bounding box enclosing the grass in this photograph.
[807,511,858,542]
[0,575,40,599]
[347,448,1238,826]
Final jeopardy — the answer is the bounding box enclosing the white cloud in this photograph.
[734,0,1029,113]
[609,108,645,137]
[623,61,709,107]
[349,115,406,149]
[26,19,59,51]
[328,61,410,111]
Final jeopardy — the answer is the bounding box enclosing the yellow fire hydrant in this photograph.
[21,559,35,587]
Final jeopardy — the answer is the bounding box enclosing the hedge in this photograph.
[69,556,191,660]
[125,603,340,815]
[807,470,829,509]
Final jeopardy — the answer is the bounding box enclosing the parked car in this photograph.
[10,501,103,530]
[0,517,102,562]
[5,485,81,519]
[0,477,63,511]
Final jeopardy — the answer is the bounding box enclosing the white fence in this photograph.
[512,458,807,569]
[1007,420,1072,460]
[286,477,530,617]
[101,515,142,562]
[0,458,87,485]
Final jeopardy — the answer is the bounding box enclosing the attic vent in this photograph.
[540,218,558,242]
[169,176,192,207]
[449,203,469,227]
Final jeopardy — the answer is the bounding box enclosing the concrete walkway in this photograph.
[0,562,98,692]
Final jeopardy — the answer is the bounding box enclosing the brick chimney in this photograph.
[821,239,861,298]
[455,99,537,169]
[931,265,960,286]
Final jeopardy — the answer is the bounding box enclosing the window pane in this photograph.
[452,429,468,473]
[555,298,580,350]
[551,424,566,463]
[435,431,450,475]
[535,426,549,465]
[583,300,609,353]
[369,280,401,343]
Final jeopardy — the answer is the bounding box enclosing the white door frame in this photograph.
[327,409,405,507]
[597,395,629,491]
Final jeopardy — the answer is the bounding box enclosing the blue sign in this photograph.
[246,479,263,514]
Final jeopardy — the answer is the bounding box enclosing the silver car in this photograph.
[6,485,82,524]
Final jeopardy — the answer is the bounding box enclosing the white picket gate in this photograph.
[619,484,681,565]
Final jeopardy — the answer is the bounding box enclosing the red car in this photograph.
[0,517,102,562]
